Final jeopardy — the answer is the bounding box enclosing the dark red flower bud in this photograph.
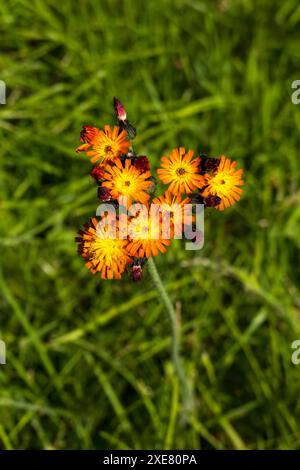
[200,156,220,174]
[134,156,150,172]
[90,165,105,182]
[113,97,127,121]
[80,126,99,143]
[113,97,136,139]
[204,195,221,208]
[97,186,112,202]
[132,265,143,282]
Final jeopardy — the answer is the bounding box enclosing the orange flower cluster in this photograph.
[75,98,244,280]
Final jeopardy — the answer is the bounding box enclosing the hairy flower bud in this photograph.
[113,97,136,139]
[90,165,105,182]
[113,97,127,121]
[97,186,112,202]
[134,156,150,172]
[204,195,221,208]
[131,264,143,282]
[199,156,220,174]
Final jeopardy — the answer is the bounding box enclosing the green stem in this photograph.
[147,257,193,417]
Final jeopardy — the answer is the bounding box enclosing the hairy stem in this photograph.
[147,257,193,417]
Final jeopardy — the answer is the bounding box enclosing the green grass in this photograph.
[1,0,300,450]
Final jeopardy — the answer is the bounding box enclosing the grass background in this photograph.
[0,0,300,450]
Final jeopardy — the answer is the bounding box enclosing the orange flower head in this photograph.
[102,158,153,206]
[201,155,244,210]
[157,147,205,195]
[126,205,171,258]
[152,190,192,238]
[76,217,132,279]
[76,125,131,164]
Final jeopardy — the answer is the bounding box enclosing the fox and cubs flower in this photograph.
[75,98,244,280]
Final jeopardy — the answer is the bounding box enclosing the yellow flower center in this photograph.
[105,145,113,154]
[208,173,234,196]
[90,237,123,264]
[113,169,142,197]
[97,139,121,161]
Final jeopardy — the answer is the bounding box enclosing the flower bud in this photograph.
[113,97,127,121]
[131,264,143,282]
[204,195,221,208]
[122,120,136,140]
[97,186,112,202]
[134,156,150,172]
[90,165,105,182]
[200,156,220,174]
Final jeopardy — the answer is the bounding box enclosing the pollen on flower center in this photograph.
[176,168,186,176]
[124,181,131,186]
